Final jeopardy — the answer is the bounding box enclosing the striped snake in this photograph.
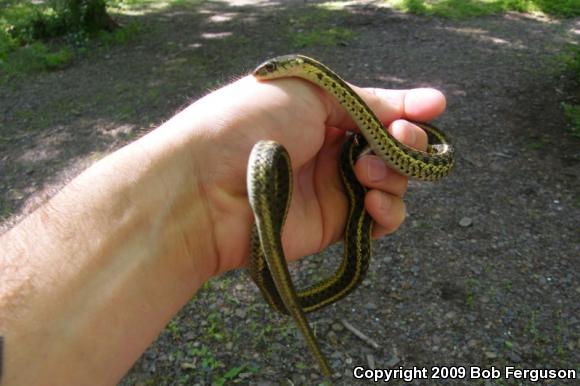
[247,55,454,376]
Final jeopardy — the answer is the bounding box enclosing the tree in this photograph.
[53,0,117,34]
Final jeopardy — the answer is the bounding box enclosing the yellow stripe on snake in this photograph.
[247,55,455,376]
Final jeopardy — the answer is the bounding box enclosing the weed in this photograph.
[465,278,478,307]
[206,311,226,342]
[166,318,181,339]
[189,344,221,371]
[213,364,254,385]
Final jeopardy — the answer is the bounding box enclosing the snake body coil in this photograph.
[248,55,455,376]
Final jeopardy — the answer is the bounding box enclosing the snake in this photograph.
[247,55,455,376]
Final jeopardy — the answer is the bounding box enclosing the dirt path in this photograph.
[1,1,578,384]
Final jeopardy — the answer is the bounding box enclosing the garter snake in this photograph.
[247,55,455,376]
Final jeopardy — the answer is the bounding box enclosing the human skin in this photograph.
[0,74,445,385]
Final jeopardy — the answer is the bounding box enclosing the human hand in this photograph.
[176,75,445,276]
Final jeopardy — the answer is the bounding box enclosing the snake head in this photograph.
[252,55,306,79]
[253,60,278,78]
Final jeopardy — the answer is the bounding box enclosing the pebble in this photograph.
[365,302,378,310]
[484,351,498,359]
[331,322,344,332]
[385,356,401,367]
[459,217,473,227]
[180,361,196,369]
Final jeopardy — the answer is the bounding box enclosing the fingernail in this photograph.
[368,157,387,182]
[406,122,417,146]
[393,120,416,146]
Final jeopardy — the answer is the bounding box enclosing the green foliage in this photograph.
[213,365,254,386]
[0,1,140,78]
[97,21,141,46]
[387,0,580,18]
[1,1,115,46]
[293,27,353,48]
[288,7,354,48]
[559,44,580,80]
[557,44,580,137]
[1,41,72,74]
[562,103,580,138]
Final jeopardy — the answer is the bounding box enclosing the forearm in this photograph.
[0,105,217,385]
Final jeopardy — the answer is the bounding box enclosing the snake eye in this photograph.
[264,62,277,72]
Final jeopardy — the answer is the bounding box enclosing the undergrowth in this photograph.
[386,0,580,18]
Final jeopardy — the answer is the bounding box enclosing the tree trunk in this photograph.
[55,0,118,33]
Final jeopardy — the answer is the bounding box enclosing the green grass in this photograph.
[524,135,550,150]
[385,0,580,18]
[556,44,580,138]
[562,103,580,138]
[292,27,353,48]
[286,6,355,48]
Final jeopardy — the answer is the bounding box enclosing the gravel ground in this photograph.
[1,1,578,385]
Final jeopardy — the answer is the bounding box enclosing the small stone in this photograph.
[365,302,378,310]
[291,374,306,384]
[235,309,246,318]
[445,311,456,319]
[484,351,498,359]
[383,255,393,264]
[459,217,473,227]
[331,322,344,332]
[181,361,196,369]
